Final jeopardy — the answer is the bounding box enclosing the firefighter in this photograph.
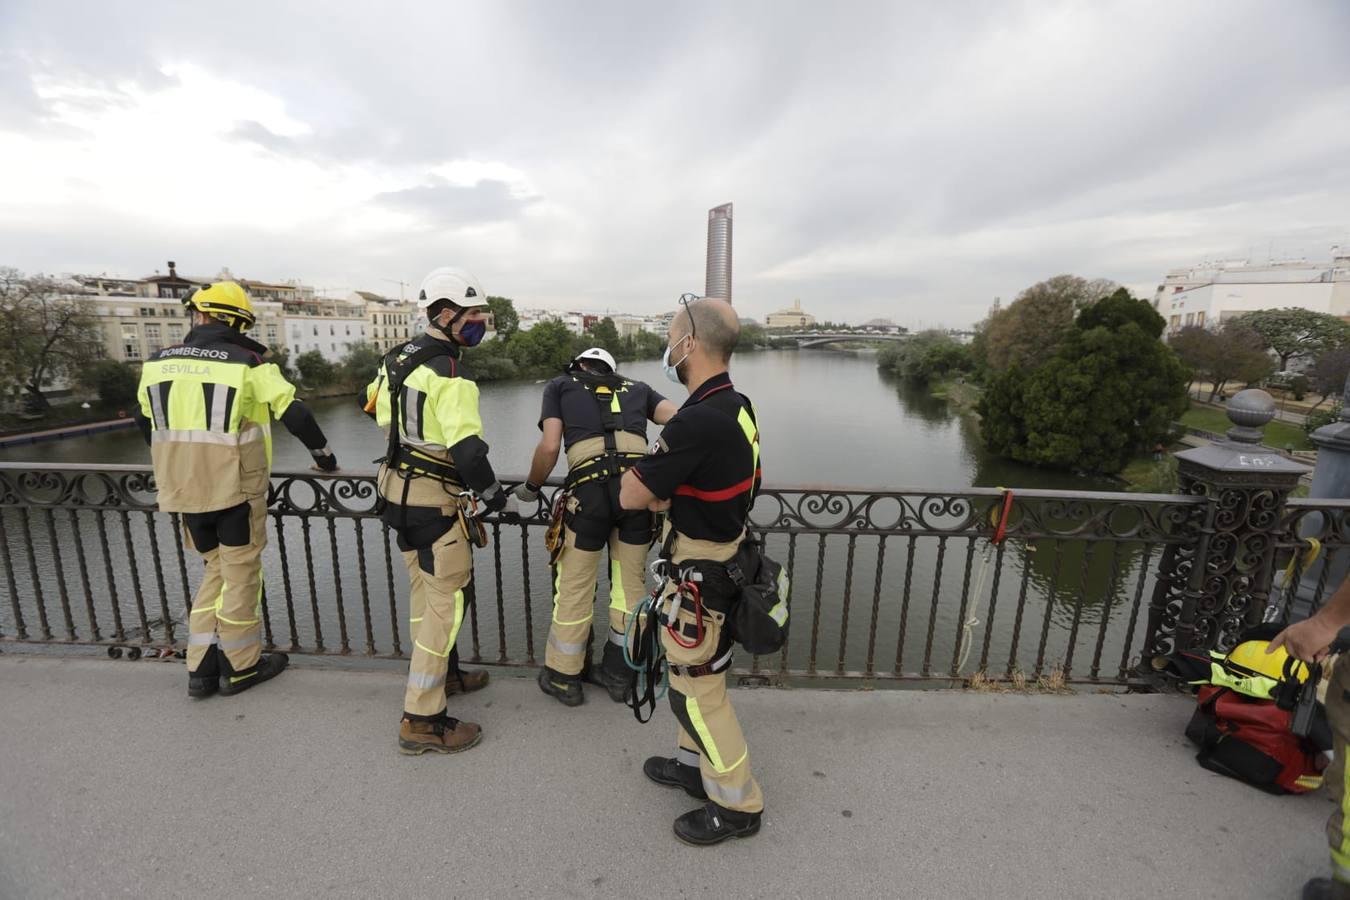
[1271,576,1350,900]
[516,347,677,706]
[362,266,507,755]
[620,296,766,845]
[134,281,338,699]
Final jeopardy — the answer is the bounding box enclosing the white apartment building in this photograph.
[354,291,416,353]
[284,298,370,362]
[1158,250,1350,334]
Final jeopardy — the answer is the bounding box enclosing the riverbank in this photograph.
[0,417,135,448]
[930,376,981,410]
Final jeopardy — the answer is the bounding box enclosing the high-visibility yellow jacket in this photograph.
[363,326,497,508]
[136,322,331,513]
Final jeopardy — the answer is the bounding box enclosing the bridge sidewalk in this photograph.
[0,655,1328,899]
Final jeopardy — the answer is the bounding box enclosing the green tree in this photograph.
[979,289,1188,473]
[505,319,578,373]
[1308,347,1350,411]
[877,330,971,384]
[487,296,519,338]
[981,274,1117,372]
[0,268,102,411]
[337,342,383,391]
[268,347,292,378]
[586,317,623,357]
[1167,325,1210,393]
[79,359,139,408]
[295,350,336,387]
[1239,307,1350,371]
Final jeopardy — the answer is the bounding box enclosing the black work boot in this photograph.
[643,756,708,800]
[597,641,630,703]
[219,652,290,696]
[187,645,220,699]
[1304,878,1350,900]
[445,667,490,696]
[445,647,489,696]
[673,802,762,846]
[538,667,584,707]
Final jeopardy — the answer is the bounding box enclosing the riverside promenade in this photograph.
[0,653,1328,899]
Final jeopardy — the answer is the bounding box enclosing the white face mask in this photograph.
[661,336,692,384]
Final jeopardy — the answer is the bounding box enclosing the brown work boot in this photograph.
[398,716,483,755]
[445,667,490,696]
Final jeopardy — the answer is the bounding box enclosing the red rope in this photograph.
[992,489,1014,545]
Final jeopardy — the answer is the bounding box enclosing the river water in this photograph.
[1,350,1154,682]
[0,350,1117,491]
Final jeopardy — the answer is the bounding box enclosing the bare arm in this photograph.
[525,418,563,487]
[652,399,679,426]
[1269,576,1350,662]
[619,468,668,512]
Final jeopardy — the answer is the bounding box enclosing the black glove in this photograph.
[311,448,339,472]
[481,483,508,513]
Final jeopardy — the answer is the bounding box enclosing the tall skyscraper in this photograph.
[705,203,733,303]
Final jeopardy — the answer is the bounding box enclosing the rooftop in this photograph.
[0,654,1325,899]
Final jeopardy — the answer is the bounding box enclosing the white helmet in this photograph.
[417,267,488,310]
[572,347,617,373]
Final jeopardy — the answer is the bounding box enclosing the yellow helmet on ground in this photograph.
[184,281,256,331]
[1208,625,1310,700]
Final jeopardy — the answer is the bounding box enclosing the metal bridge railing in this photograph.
[0,464,1218,687]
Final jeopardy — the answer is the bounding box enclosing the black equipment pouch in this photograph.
[724,537,791,655]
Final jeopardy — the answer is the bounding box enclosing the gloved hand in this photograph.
[311,448,339,472]
[481,483,509,513]
[513,481,541,503]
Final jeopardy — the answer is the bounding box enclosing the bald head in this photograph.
[670,297,740,363]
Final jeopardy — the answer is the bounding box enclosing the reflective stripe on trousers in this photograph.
[401,526,472,719]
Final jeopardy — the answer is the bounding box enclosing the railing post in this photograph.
[1143,390,1308,671]
[1283,375,1350,619]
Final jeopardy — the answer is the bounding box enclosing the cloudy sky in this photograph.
[1,1,1347,326]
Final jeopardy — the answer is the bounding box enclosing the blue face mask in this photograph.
[457,319,487,347]
[662,337,691,384]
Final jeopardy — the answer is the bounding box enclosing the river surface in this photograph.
[0,350,1118,492]
[1,350,1155,682]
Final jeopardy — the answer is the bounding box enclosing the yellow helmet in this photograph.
[1209,628,1309,700]
[184,281,256,331]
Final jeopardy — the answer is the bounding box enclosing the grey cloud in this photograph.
[1,0,1349,326]
[373,178,535,227]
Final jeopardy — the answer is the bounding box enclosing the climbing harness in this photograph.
[957,488,1015,672]
[562,371,645,491]
[372,338,464,526]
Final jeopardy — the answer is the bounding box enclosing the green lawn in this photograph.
[1180,405,1313,451]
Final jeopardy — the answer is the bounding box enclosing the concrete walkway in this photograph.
[0,655,1331,899]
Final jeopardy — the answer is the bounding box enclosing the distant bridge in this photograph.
[779,332,912,349]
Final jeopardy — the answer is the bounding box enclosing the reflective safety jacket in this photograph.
[362,326,498,508]
[137,322,302,514]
